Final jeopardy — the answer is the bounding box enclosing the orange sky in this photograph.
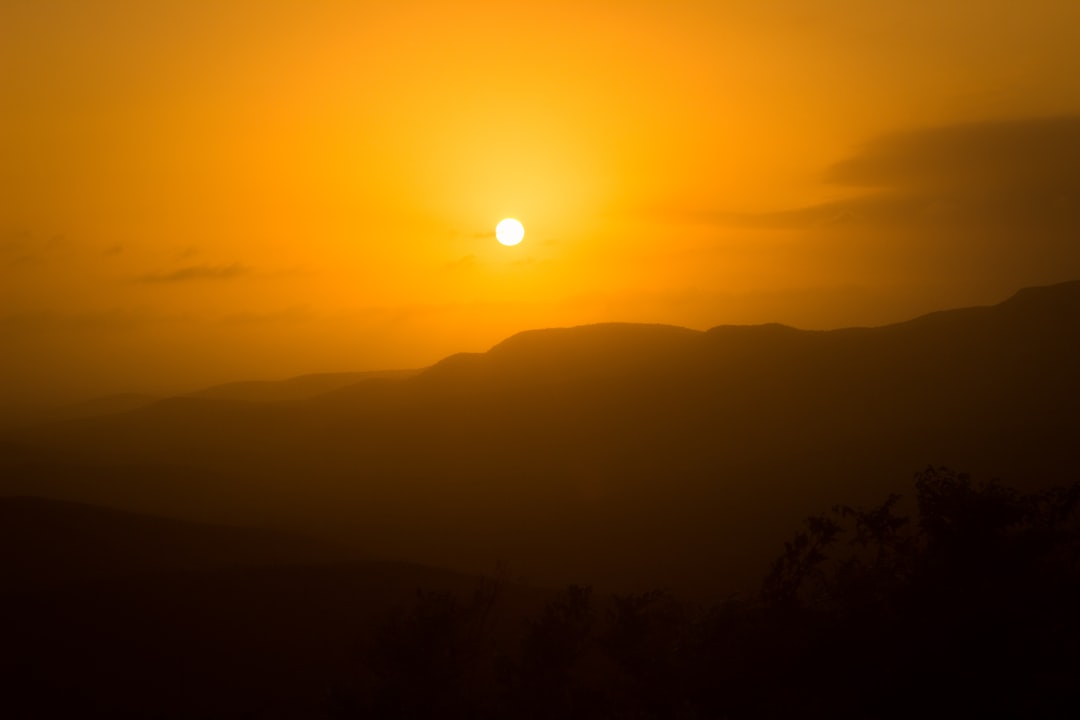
[4,0,1080,408]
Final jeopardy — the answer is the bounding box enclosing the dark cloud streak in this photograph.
[826,116,1080,192]
[137,263,252,283]
[661,115,1080,292]
[695,115,1080,236]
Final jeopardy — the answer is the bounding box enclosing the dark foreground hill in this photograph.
[0,498,546,718]
[3,280,1080,594]
[2,471,1077,719]
[0,496,366,593]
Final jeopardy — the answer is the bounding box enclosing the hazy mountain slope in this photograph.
[1,370,420,430]
[186,369,420,404]
[3,281,1078,594]
[43,393,162,422]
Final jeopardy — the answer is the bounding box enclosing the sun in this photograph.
[495,218,525,246]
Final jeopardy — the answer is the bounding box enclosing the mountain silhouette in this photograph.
[3,280,1079,594]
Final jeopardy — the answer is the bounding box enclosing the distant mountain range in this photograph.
[31,369,421,424]
[3,280,1079,594]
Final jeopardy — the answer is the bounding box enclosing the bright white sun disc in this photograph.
[495,218,524,246]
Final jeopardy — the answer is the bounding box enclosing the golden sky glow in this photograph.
[3,0,1080,407]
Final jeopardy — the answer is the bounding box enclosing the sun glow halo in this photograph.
[495,218,525,246]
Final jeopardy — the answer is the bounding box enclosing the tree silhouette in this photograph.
[333,467,1080,718]
[756,466,1080,718]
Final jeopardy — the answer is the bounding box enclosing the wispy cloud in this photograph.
[443,254,478,271]
[1,307,194,335]
[137,263,252,283]
[221,305,314,325]
[0,232,69,267]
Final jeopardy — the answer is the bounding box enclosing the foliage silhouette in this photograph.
[334,467,1080,719]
